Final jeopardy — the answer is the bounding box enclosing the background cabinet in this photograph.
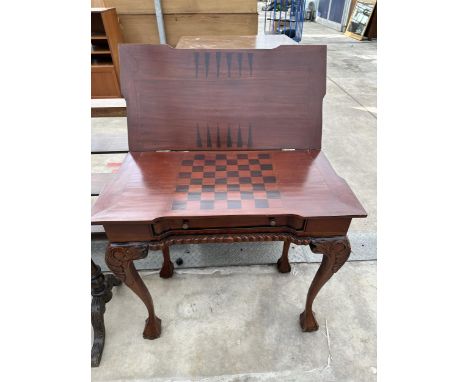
[91,0,258,46]
[91,8,123,98]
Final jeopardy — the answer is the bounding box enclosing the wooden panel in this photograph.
[118,14,160,43]
[91,150,366,225]
[102,0,154,14]
[164,13,258,47]
[103,223,152,242]
[103,217,352,242]
[112,217,351,241]
[117,13,257,46]
[120,44,326,151]
[91,65,121,98]
[305,218,352,236]
[101,0,257,14]
[101,8,124,80]
[163,0,257,14]
[91,0,105,7]
[152,215,305,235]
[176,35,296,49]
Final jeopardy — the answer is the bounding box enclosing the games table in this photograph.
[91,41,366,346]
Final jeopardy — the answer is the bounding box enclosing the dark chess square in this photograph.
[172,152,282,211]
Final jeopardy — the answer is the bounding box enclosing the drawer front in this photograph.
[152,215,305,235]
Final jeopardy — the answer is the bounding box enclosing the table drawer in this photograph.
[152,215,305,235]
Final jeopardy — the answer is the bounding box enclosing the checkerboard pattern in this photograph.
[171,153,282,211]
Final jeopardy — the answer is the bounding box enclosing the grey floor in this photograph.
[92,263,376,382]
[92,15,377,382]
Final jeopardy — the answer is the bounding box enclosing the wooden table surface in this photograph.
[92,150,366,224]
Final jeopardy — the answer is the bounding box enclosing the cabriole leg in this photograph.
[105,242,161,340]
[159,244,174,279]
[277,240,292,273]
[300,236,351,332]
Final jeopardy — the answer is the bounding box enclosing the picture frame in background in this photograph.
[345,0,376,41]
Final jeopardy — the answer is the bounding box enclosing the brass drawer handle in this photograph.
[269,218,276,226]
[182,221,189,230]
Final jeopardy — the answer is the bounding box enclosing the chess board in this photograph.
[172,152,283,211]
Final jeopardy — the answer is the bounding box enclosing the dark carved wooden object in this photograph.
[105,242,161,339]
[148,232,313,250]
[91,260,121,367]
[300,236,351,331]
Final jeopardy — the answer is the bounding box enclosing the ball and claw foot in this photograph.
[300,310,319,332]
[143,316,162,339]
[276,257,291,273]
[159,261,174,279]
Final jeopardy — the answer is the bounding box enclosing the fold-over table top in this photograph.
[120,45,327,152]
[91,150,366,224]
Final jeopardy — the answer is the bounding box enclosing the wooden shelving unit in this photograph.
[92,0,258,46]
[91,8,123,98]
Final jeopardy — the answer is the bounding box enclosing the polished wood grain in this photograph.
[91,150,366,242]
[92,150,365,223]
[176,35,297,49]
[120,44,327,151]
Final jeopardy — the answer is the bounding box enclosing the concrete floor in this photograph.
[92,262,376,382]
[92,15,377,382]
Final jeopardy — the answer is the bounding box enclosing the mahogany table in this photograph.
[91,41,366,347]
